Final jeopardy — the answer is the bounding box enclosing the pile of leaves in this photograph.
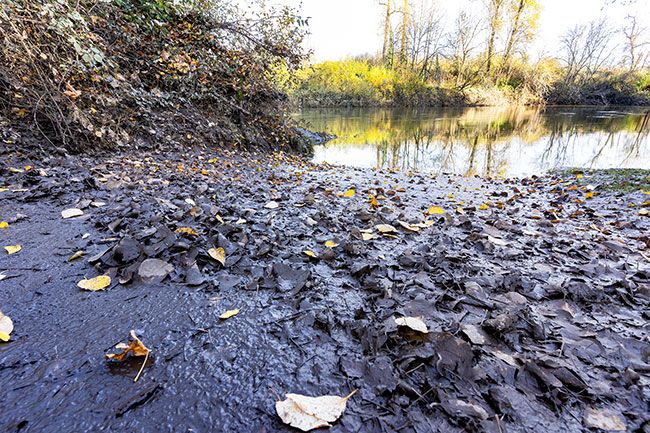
[0,0,308,152]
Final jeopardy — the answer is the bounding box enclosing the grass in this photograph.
[556,168,650,192]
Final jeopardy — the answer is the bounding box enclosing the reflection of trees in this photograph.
[301,107,650,176]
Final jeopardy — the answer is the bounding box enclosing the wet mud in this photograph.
[1,148,649,432]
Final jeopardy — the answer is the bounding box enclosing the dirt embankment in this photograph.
[1,144,649,432]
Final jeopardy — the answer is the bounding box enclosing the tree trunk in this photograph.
[382,0,392,64]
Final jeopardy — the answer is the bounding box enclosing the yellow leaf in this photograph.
[375,224,397,234]
[324,240,339,248]
[479,204,489,210]
[427,206,445,215]
[208,247,226,266]
[0,221,8,229]
[4,245,21,255]
[447,193,454,199]
[176,227,198,236]
[576,174,583,179]
[219,309,240,319]
[106,330,151,382]
[303,250,318,258]
[343,189,355,198]
[68,250,85,261]
[276,391,356,431]
[361,233,376,241]
[456,206,464,214]
[61,208,84,219]
[395,316,429,333]
[585,192,594,199]
[639,209,649,216]
[0,311,14,342]
[397,221,420,232]
[77,275,111,291]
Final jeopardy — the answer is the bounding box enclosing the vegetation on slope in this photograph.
[0,0,309,152]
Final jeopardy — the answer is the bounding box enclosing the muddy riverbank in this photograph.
[1,146,649,432]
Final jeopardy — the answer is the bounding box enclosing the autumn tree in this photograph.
[501,0,541,72]
[484,0,505,75]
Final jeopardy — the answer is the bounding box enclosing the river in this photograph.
[296,106,650,177]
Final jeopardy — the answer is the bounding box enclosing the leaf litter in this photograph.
[1,148,649,432]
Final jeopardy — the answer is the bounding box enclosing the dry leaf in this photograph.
[0,221,8,229]
[343,189,355,198]
[375,224,397,234]
[479,204,489,210]
[397,221,420,232]
[324,240,339,248]
[487,235,508,246]
[208,247,226,266]
[68,250,85,261]
[219,309,240,319]
[61,208,84,219]
[77,275,111,291]
[583,408,626,431]
[394,316,429,333]
[361,232,376,241]
[0,311,14,342]
[265,201,279,209]
[427,206,445,215]
[106,330,151,382]
[303,250,318,258]
[276,391,356,432]
[4,245,21,255]
[175,227,198,236]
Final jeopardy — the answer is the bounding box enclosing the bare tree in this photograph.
[561,18,616,86]
[399,0,409,66]
[447,10,484,89]
[622,15,650,71]
[381,0,394,64]
[406,0,444,78]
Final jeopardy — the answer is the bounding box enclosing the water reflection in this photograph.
[297,106,650,177]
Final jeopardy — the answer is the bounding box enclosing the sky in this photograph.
[287,0,650,62]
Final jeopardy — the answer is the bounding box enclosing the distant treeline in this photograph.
[290,0,650,107]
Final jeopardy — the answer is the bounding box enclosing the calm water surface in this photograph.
[296,106,650,177]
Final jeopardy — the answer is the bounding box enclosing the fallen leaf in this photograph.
[276,391,356,432]
[175,227,198,236]
[487,235,508,246]
[0,221,8,229]
[61,208,84,219]
[324,240,339,248]
[138,258,174,283]
[68,250,85,261]
[397,221,420,232]
[4,245,21,255]
[583,408,626,431]
[0,311,14,342]
[106,330,151,382]
[343,189,355,198]
[219,309,240,319]
[394,316,429,333]
[77,275,111,291]
[361,233,376,241]
[303,250,318,258]
[479,204,489,210]
[375,224,397,234]
[208,247,226,266]
[265,201,279,209]
[427,206,445,215]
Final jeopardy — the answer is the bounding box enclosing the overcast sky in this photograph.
[287,0,649,62]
